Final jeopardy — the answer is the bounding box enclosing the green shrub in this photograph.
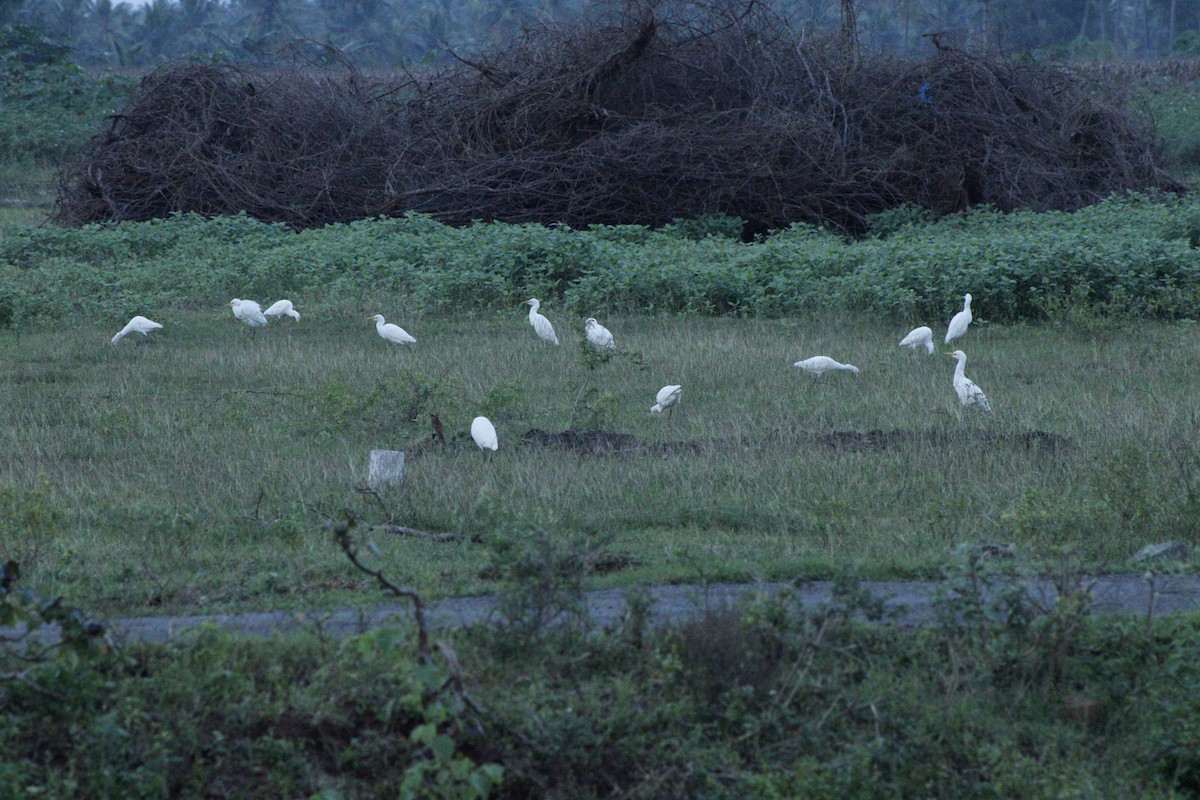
[0,25,132,164]
[3,193,1200,329]
[1131,79,1200,178]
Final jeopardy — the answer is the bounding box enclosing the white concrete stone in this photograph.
[368,450,405,489]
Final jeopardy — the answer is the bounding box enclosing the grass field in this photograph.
[4,306,1198,618]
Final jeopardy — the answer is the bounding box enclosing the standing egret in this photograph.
[524,299,559,345]
[650,384,682,415]
[584,317,615,350]
[945,350,993,414]
[111,315,162,345]
[230,298,268,330]
[793,356,860,377]
[899,326,934,355]
[264,299,300,321]
[944,293,973,345]
[369,314,416,346]
[471,416,498,451]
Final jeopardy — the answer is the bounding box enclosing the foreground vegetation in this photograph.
[4,555,1200,797]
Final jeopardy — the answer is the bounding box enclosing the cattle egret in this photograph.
[899,326,934,355]
[585,317,615,350]
[945,350,993,414]
[230,298,268,329]
[944,293,973,344]
[793,356,860,376]
[471,416,498,451]
[651,384,682,415]
[524,298,559,345]
[264,299,300,321]
[369,314,416,346]
[111,315,162,345]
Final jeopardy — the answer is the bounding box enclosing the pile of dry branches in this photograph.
[55,0,1182,233]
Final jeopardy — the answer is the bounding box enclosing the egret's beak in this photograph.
[944,352,955,356]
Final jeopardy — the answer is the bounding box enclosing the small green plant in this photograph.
[0,481,61,567]
[482,526,616,648]
[0,560,111,685]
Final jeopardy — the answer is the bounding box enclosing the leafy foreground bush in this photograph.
[3,192,1200,329]
[4,553,1200,798]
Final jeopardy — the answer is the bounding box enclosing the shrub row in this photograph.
[3,193,1200,329]
[4,589,1200,797]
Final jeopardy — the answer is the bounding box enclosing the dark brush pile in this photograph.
[55,63,403,227]
[55,0,1182,232]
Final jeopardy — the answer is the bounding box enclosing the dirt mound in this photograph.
[816,428,1076,454]
[521,427,1076,456]
[55,0,1180,232]
[522,427,687,455]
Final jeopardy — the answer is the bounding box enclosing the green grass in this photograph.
[3,308,1198,617]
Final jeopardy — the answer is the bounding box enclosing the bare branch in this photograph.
[330,513,430,657]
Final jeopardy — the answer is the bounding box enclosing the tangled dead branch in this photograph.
[55,0,1181,233]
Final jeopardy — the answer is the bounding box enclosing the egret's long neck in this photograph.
[375,318,385,332]
[953,358,966,380]
[528,301,539,316]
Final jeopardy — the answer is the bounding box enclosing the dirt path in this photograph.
[10,573,1194,647]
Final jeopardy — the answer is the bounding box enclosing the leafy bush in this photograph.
[1132,78,1200,178]
[3,194,1200,329]
[0,25,132,164]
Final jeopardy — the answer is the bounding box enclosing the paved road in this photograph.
[8,574,1198,647]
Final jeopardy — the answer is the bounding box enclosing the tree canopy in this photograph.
[3,0,1200,68]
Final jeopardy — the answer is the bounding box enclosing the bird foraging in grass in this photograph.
[945,349,993,414]
[793,356,860,377]
[111,315,162,345]
[369,314,416,346]
[899,326,934,355]
[230,299,268,330]
[585,317,615,350]
[263,299,300,321]
[524,299,559,345]
[651,384,682,416]
[944,293,973,345]
[471,416,498,451]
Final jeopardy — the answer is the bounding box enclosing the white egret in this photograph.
[264,299,300,321]
[230,298,268,329]
[584,317,615,350]
[650,384,682,415]
[898,325,934,355]
[524,298,559,345]
[470,416,498,451]
[793,356,860,376]
[369,314,416,346]
[945,350,993,414]
[111,315,162,345]
[944,293,973,344]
